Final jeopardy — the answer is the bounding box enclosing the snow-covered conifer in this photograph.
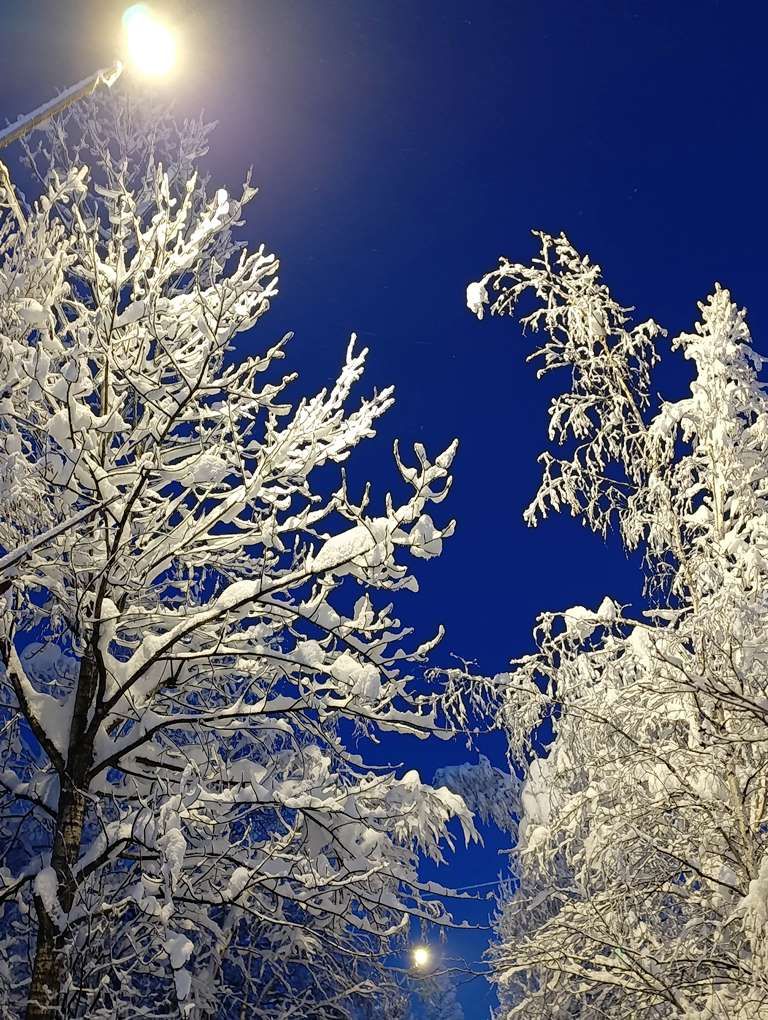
[471,233,768,1018]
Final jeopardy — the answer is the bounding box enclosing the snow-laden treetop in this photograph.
[0,95,477,1019]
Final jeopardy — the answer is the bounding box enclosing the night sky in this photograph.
[1,1,766,1015]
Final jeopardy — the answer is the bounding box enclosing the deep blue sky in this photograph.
[2,1,767,1015]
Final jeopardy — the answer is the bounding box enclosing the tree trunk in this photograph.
[25,651,98,1020]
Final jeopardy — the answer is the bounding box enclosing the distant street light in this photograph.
[0,4,177,152]
[411,945,432,970]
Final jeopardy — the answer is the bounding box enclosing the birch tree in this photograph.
[469,233,768,1018]
[0,95,475,1019]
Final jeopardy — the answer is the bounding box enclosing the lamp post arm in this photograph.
[0,60,123,152]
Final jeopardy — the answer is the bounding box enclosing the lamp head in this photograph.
[122,4,177,78]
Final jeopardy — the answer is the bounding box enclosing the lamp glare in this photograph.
[122,5,177,78]
[412,945,431,969]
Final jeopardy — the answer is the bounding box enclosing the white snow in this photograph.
[329,651,381,702]
[466,280,489,319]
[34,866,65,930]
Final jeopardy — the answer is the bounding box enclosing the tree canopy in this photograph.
[471,234,768,1018]
[0,95,475,1020]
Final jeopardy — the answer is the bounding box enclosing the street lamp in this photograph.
[122,4,177,79]
[411,945,432,970]
[0,4,178,152]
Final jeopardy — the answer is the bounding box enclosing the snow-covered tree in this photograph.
[434,755,518,835]
[0,94,476,1019]
[411,970,465,1020]
[470,233,768,1018]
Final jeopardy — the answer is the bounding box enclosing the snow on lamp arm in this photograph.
[0,66,125,243]
[0,63,123,153]
[0,63,121,225]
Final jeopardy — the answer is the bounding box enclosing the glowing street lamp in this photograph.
[0,5,178,152]
[411,945,432,970]
[122,4,177,79]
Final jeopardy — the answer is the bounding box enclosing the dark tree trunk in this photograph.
[25,651,98,1020]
